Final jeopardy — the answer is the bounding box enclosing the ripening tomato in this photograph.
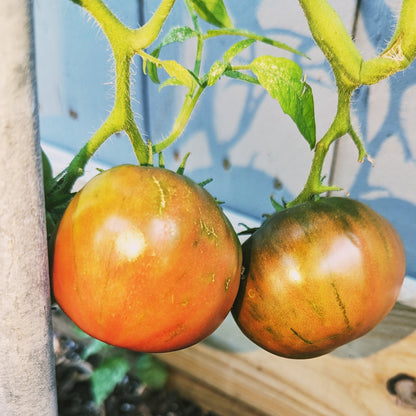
[53,165,242,353]
[232,197,406,359]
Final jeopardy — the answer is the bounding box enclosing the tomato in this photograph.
[232,197,406,359]
[53,165,242,353]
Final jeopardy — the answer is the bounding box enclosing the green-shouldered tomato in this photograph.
[232,197,406,358]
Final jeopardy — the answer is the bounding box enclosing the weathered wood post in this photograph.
[0,0,58,414]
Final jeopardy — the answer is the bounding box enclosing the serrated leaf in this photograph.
[134,355,168,390]
[190,0,233,28]
[250,56,316,148]
[161,60,195,89]
[91,356,130,405]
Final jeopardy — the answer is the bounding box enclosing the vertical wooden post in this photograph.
[0,1,58,414]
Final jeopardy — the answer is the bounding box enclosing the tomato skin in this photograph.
[53,165,242,353]
[232,197,406,359]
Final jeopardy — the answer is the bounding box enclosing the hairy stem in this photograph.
[286,88,354,207]
[297,0,362,87]
[130,0,177,50]
[360,0,416,84]
[61,0,177,191]
[153,85,205,153]
[289,0,416,207]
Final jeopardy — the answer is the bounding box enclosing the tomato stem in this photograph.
[286,87,356,207]
[289,0,416,207]
[184,0,204,76]
[152,85,205,154]
[60,0,177,192]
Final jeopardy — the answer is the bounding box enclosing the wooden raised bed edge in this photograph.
[156,302,416,416]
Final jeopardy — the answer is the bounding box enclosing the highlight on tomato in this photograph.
[53,164,242,353]
[232,197,406,359]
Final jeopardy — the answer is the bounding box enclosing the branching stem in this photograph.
[287,87,358,207]
[60,0,177,192]
[288,0,416,206]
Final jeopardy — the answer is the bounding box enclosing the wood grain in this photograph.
[156,303,416,416]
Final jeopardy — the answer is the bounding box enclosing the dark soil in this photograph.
[54,334,220,416]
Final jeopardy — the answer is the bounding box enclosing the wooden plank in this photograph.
[156,303,416,416]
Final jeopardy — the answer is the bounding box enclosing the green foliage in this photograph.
[133,355,168,390]
[250,56,316,149]
[91,355,130,405]
[147,26,199,84]
[69,332,170,406]
[270,195,285,212]
[81,337,109,360]
[207,38,255,86]
[189,0,233,28]
[160,60,197,89]
[89,348,169,406]
[205,28,309,58]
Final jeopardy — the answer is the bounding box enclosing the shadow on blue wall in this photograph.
[350,0,416,277]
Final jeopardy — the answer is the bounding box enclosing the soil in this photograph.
[54,333,220,416]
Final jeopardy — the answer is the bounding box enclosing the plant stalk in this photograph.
[153,85,205,153]
[286,87,354,207]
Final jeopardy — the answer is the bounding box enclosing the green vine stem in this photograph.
[59,0,177,193]
[183,0,204,76]
[153,85,205,154]
[360,0,416,84]
[288,0,416,206]
[286,87,355,207]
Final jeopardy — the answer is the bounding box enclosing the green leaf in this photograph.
[147,26,199,84]
[176,152,191,175]
[147,49,162,84]
[81,338,110,360]
[198,178,213,187]
[207,61,229,86]
[206,28,308,58]
[91,356,130,405]
[270,195,285,212]
[133,355,168,390]
[223,38,255,62]
[224,69,259,85]
[250,56,316,148]
[208,38,255,86]
[159,26,199,47]
[159,77,187,91]
[41,149,53,187]
[161,60,196,89]
[190,0,233,28]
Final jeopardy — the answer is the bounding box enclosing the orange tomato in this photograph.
[53,165,242,352]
